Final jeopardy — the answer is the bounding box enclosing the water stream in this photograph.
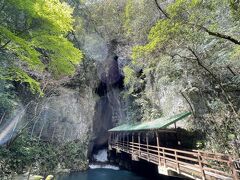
[57,169,147,180]
[89,149,119,170]
[57,148,146,180]
[57,148,180,180]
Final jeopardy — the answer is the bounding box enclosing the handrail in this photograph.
[117,141,231,164]
[110,139,239,179]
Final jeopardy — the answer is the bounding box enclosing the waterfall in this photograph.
[89,149,120,170]
[0,108,25,145]
[93,149,108,162]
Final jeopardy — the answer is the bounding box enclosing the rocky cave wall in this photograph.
[30,86,95,144]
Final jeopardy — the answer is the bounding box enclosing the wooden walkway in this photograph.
[109,138,240,180]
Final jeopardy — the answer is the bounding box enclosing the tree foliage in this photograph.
[126,0,240,155]
[0,0,83,94]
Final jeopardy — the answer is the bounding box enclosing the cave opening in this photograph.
[89,55,125,158]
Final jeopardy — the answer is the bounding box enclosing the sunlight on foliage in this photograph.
[0,0,83,94]
[8,0,74,33]
[0,26,44,71]
[123,66,135,86]
[0,67,42,95]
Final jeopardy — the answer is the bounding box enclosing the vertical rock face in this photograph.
[156,84,189,127]
[90,51,125,153]
[31,86,95,144]
[156,84,187,116]
[142,74,190,127]
[23,39,127,158]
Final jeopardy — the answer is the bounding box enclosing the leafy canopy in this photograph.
[0,0,83,94]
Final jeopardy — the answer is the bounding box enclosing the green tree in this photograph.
[126,0,240,154]
[0,0,83,94]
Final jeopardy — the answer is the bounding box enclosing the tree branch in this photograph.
[188,48,239,117]
[188,48,218,81]
[152,1,240,45]
[180,91,195,117]
[200,26,240,45]
[154,0,169,18]
[0,40,11,49]
[227,65,237,76]
[0,26,33,50]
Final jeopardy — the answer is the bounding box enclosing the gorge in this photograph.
[0,0,240,179]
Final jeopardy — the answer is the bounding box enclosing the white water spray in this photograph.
[0,108,25,145]
[89,164,119,170]
[93,149,108,162]
[89,149,120,170]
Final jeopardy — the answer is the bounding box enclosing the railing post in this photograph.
[156,131,161,166]
[146,133,149,161]
[197,151,206,180]
[174,150,180,173]
[229,157,239,180]
[163,148,166,167]
[138,132,141,156]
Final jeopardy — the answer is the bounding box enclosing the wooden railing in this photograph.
[109,140,240,180]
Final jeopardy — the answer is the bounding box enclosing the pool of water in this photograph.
[57,168,147,180]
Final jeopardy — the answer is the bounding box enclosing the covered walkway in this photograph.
[108,112,240,180]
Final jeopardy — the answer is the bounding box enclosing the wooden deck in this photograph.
[109,139,240,180]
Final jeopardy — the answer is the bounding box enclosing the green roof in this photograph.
[108,111,191,132]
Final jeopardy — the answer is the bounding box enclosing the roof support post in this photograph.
[155,131,161,166]
[138,133,141,156]
[117,133,119,150]
[146,133,149,161]
[121,132,123,150]
[108,132,112,150]
[120,132,122,149]
[127,133,129,153]
[132,133,134,154]
[109,132,111,144]
[123,132,125,150]
[174,122,180,146]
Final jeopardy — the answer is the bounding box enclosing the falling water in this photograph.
[89,148,120,170]
[0,108,25,145]
[93,149,108,162]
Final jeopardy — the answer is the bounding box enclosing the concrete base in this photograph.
[116,148,121,153]
[158,166,169,176]
[132,154,140,161]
